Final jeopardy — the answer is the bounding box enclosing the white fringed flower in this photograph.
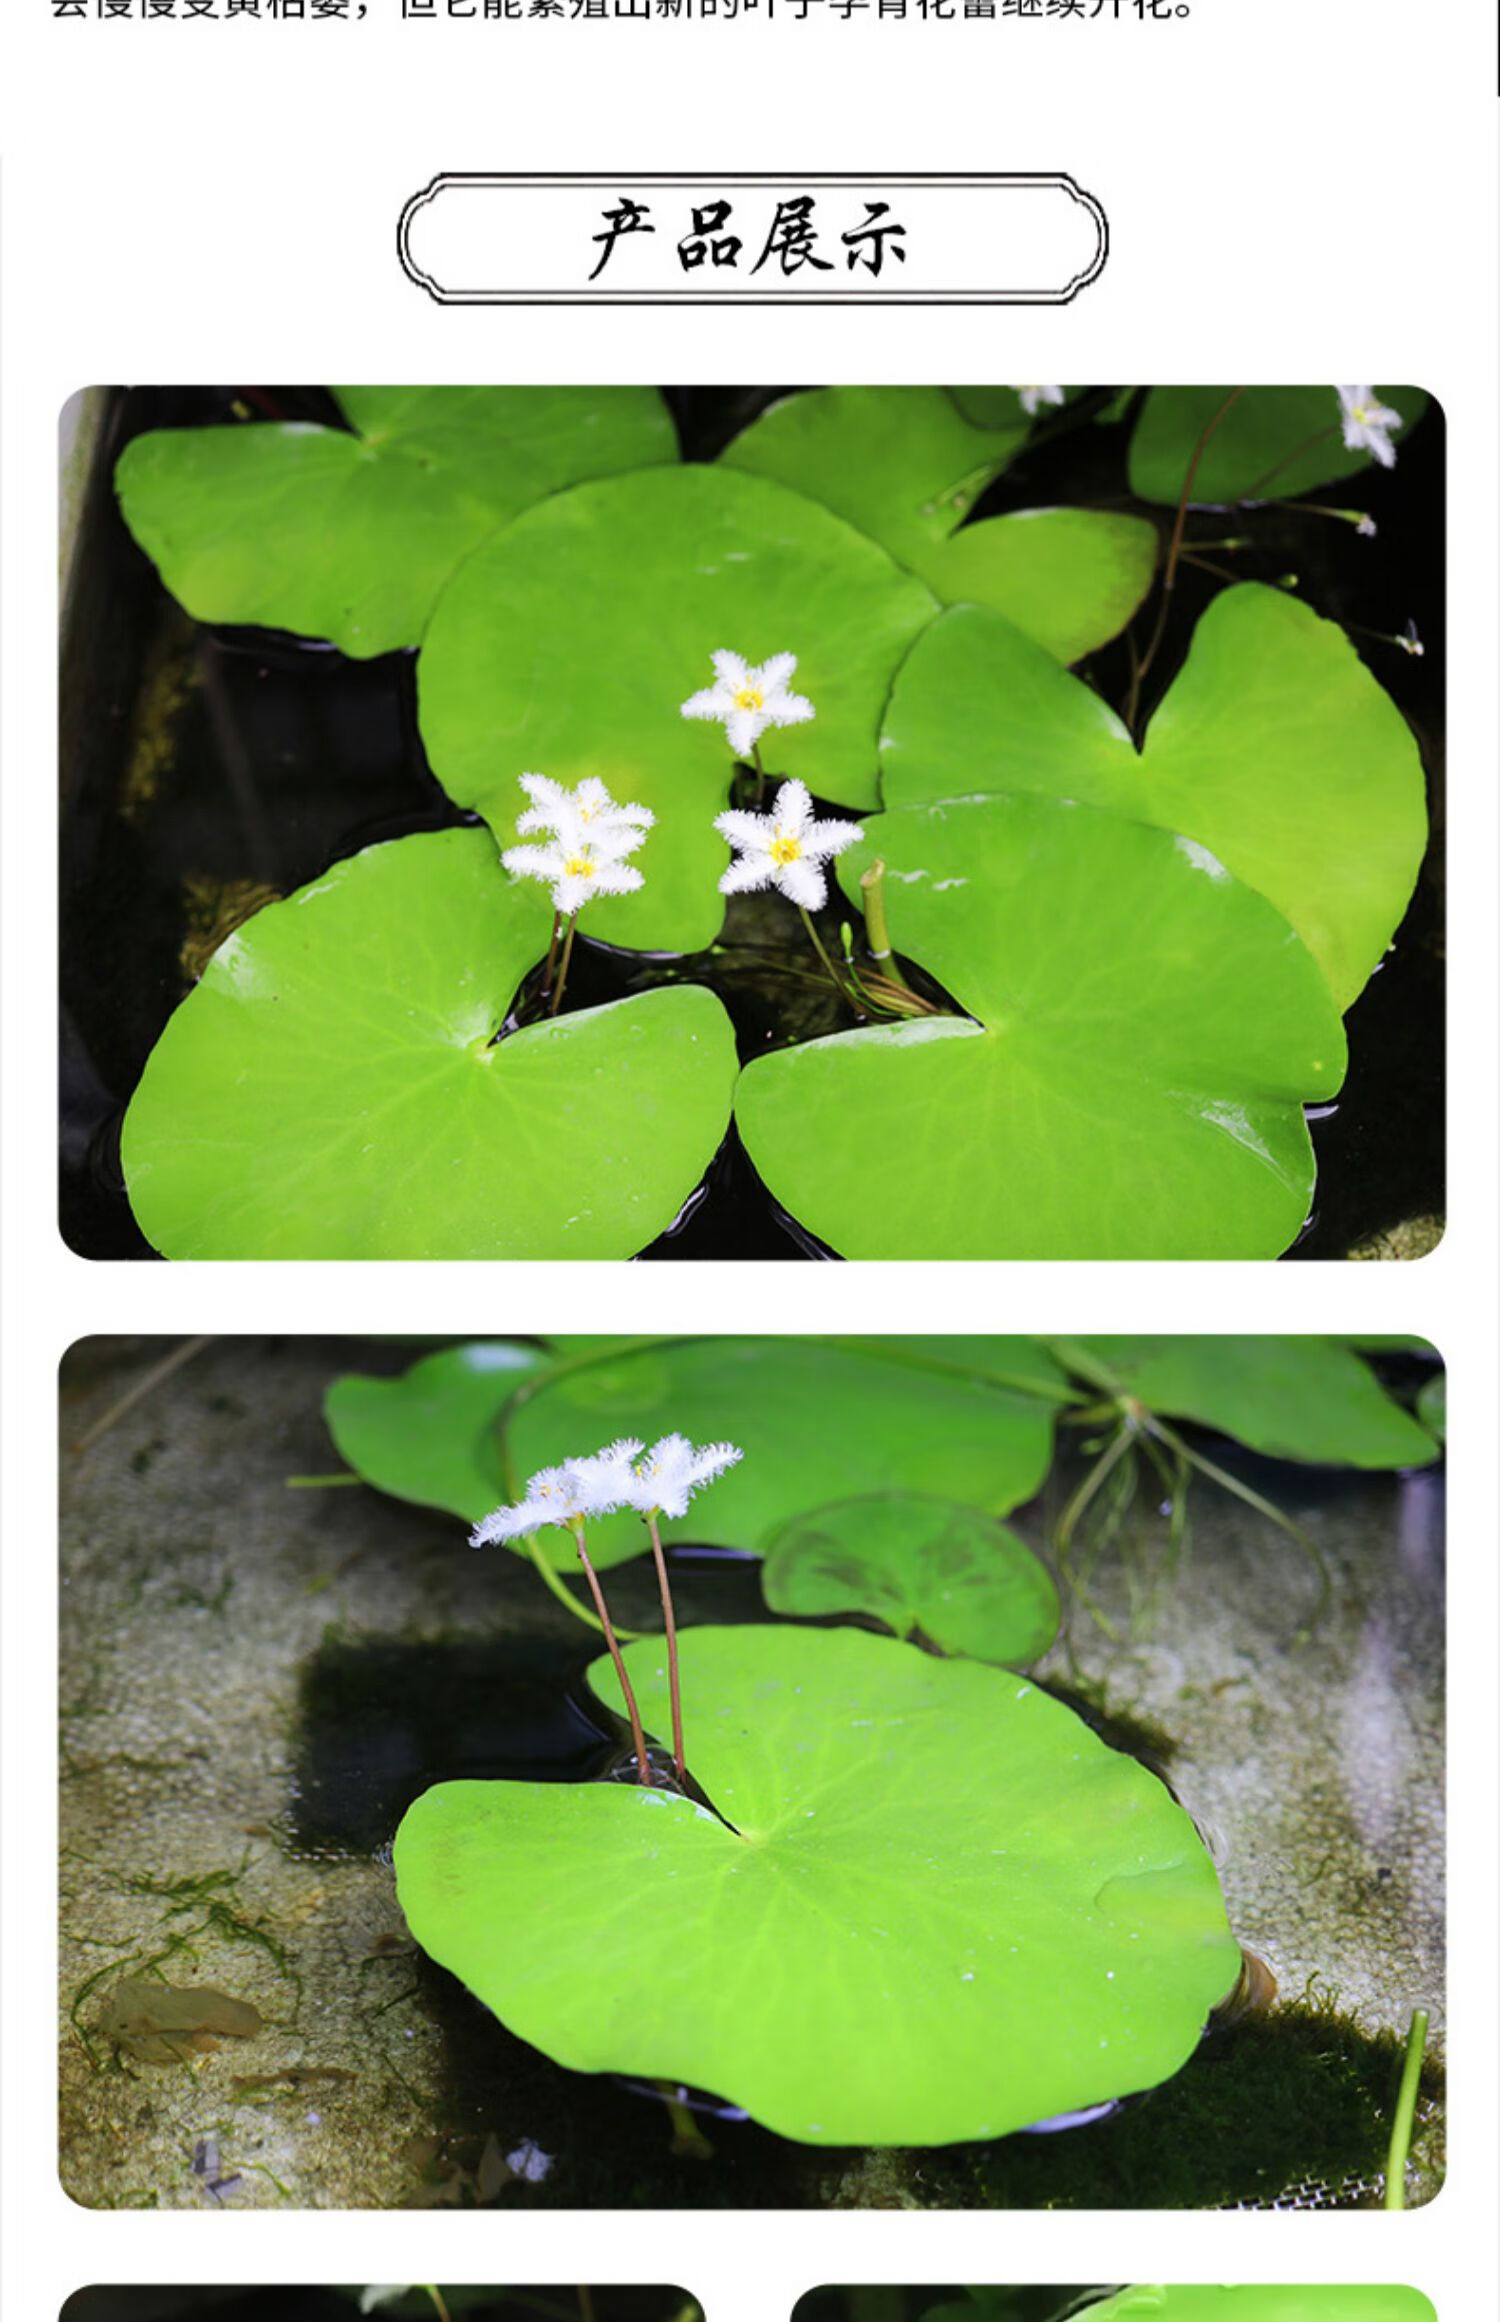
[1337,387,1403,468]
[470,1462,599,1543]
[715,778,864,911]
[501,773,652,915]
[515,772,654,853]
[1014,385,1065,416]
[680,649,815,760]
[625,1433,744,1520]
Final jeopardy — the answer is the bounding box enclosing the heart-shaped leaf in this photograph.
[1048,1337,1441,1468]
[763,1493,1061,1664]
[121,828,738,1259]
[1128,385,1429,506]
[393,1625,1240,2146]
[722,385,1156,661]
[323,1341,554,1519]
[501,1336,1064,1569]
[735,793,1345,1259]
[114,386,678,657]
[878,589,1426,1010]
[417,464,939,953]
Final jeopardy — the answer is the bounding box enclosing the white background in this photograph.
[2,2,1496,2318]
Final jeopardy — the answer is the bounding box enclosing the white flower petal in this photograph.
[801,815,865,862]
[758,651,799,690]
[776,855,828,910]
[719,852,776,896]
[714,807,777,851]
[711,649,751,690]
[681,684,731,722]
[771,779,815,837]
[725,705,766,758]
[766,690,816,730]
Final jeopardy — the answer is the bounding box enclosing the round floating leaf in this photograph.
[763,1493,1061,1664]
[1082,2292,1434,2322]
[1416,1370,1446,1443]
[1049,1337,1441,1468]
[322,1334,1063,1573]
[417,465,939,953]
[324,1341,553,1518]
[879,589,1426,1009]
[506,1336,1061,1568]
[115,385,678,657]
[394,1625,1241,2145]
[121,828,738,1259]
[736,793,1345,1259]
[723,385,1155,662]
[1128,384,1429,506]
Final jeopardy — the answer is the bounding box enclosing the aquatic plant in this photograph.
[321,1333,1441,1644]
[393,1622,1242,2146]
[106,384,1435,1261]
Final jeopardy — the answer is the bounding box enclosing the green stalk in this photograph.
[644,1510,685,1782]
[857,858,914,990]
[1383,2006,1429,2209]
[548,912,579,1017]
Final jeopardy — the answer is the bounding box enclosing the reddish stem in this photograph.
[571,1523,652,1784]
[645,1511,685,1783]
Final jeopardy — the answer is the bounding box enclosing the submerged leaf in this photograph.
[416,464,939,952]
[763,1492,1061,1664]
[122,828,738,1260]
[115,385,678,657]
[394,1626,1240,2146]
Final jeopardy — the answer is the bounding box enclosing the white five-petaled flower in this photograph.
[501,772,653,916]
[624,1433,744,1520]
[680,649,815,760]
[469,1431,744,1543]
[1337,387,1403,469]
[1013,385,1065,417]
[715,778,865,912]
[470,1461,601,1544]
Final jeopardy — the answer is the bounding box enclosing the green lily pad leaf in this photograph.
[722,386,1155,661]
[1128,385,1429,505]
[319,1334,1062,1573]
[1049,1337,1441,1467]
[323,1341,553,1518]
[736,793,1345,1259]
[393,1625,1241,2145]
[114,386,678,658]
[121,828,738,1259]
[417,465,939,953]
[1081,2292,1434,2322]
[505,1336,1061,1569]
[879,588,1426,1009]
[763,1493,1061,1664]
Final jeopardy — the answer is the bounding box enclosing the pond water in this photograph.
[58,1338,1444,2208]
[59,386,1444,1259]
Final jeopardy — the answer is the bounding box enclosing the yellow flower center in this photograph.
[770,833,803,867]
[564,854,596,881]
[733,685,765,712]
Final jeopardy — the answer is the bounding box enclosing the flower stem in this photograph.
[751,741,766,805]
[549,912,579,1018]
[1383,2006,1429,2209]
[1125,385,1246,733]
[797,905,858,1005]
[645,1510,685,1783]
[422,2292,453,2322]
[542,910,562,995]
[570,1521,653,1784]
[858,859,914,990]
